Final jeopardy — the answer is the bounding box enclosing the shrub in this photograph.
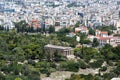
[28,59,35,66]
[78,60,87,69]
[100,66,107,71]
[66,61,79,72]
[89,59,103,68]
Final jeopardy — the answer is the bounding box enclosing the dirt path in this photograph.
[41,68,99,80]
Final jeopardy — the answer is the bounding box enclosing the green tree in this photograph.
[88,28,95,35]
[15,78,22,80]
[66,61,79,72]
[92,38,99,47]
[0,25,4,30]
[80,33,87,44]
[75,21,80,27]
[69,74,85,80]
[113,46,120,56]
[49,25,55,33]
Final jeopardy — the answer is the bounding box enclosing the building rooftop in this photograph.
[101,31,108,34]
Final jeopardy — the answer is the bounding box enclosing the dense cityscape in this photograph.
[0,0,120,80]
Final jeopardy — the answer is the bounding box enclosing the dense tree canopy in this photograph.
[0,23,120,80]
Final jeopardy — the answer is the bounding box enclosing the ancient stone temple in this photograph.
[44,44,74,56]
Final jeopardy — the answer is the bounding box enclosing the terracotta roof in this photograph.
[82,27,88,30]
[29,20,41,28]
[98,37,112,40]
[31,20,37,22]
[96,30,99,31]
[101,31,108,34]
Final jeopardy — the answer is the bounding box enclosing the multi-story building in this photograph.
[75,26,89,34]
[96,30,120,47]
[116,21,120,33]
[88,30,120,47]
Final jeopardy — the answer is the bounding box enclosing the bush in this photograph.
[89,59,103,68]
[102,72,117,80]
[80,74,94,80]
[66,61,79,72]
[0,73,5,80]
[28,59,35,66]
[112,66,120,75]
[78,60,87,69]
[15,78,22,80]
[59,61,68,71]
[59,61,79,72]
[107,61,113,66]
[100,66,107,71]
